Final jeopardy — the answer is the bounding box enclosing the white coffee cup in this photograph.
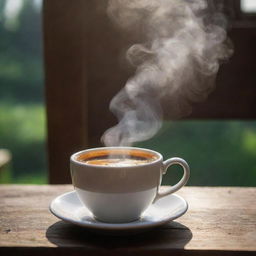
[70,146,190,223]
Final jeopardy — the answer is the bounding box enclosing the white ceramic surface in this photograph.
[70,147,190,223]
[50,191,188,231]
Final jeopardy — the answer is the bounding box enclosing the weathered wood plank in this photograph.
[0,186,255,256]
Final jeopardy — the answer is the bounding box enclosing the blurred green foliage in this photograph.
[0,102,46,180]
[0,0,46,183]
[0,0,255,186]
[137,121,256,186]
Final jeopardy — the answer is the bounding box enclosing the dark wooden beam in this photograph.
[190,27,256,119]
[43,0,89,184]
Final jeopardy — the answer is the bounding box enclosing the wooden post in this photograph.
[43,0,89,184]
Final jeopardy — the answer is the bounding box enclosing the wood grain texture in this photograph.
[0,185,255,256]
[43,0,89,184]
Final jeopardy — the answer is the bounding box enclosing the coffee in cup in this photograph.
[76,148,157,166]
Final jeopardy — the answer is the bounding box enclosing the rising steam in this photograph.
[102,0,233,146]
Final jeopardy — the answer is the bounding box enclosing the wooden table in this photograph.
[0,185,255,255]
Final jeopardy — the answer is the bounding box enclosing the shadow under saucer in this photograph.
[46,220,192,250]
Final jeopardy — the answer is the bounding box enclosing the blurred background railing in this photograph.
[0,0,256,186]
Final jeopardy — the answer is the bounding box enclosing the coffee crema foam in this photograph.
[76,149,158,167]
[85,158,153,167]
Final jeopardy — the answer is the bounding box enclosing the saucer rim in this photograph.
[49,190,188,230]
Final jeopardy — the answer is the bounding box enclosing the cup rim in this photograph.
[70,146,163,168]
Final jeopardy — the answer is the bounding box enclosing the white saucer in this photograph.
[50,191,188,232]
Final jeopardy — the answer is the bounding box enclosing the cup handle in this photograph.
[154,157,190,202]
